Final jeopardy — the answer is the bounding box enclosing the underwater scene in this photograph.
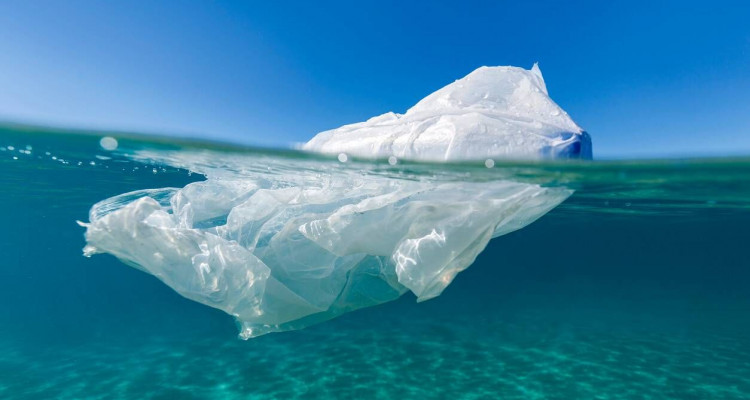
[1,125,750,399]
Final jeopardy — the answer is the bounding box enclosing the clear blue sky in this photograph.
[1,1,748,158]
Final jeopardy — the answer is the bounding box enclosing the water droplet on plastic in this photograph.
[484,159,495,168]
[337,153,348,163]
[388,156,398,166]
[100,136,118,151]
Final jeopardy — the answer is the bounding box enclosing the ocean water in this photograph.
[1,125,749,399]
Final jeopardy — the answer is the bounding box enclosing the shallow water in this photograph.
[1,125,749,399]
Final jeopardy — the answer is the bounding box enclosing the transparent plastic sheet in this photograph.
[304,64,592,161]
[83,150,571,338]
[82,64,589,338]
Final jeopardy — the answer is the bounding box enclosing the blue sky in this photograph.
[0,1,748,158]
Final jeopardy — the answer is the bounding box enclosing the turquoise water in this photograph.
[1,125,750,399]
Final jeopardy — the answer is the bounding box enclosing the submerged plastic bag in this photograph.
[83,65,589,338]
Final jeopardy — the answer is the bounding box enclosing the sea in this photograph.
[1,124,749,399]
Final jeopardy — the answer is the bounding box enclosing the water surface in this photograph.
[1,125,749,399]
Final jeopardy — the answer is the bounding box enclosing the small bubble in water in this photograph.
[7,146,15,151]
[99,136,118,151]
[337,153,348,163]
[388,156,398,165]
[485,159,495,168]
[12,156,18,160]
[152,168,158,174]
[89,161,96,166]
[52,156,57,160]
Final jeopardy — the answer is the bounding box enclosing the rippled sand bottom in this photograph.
[2,302,749,400]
